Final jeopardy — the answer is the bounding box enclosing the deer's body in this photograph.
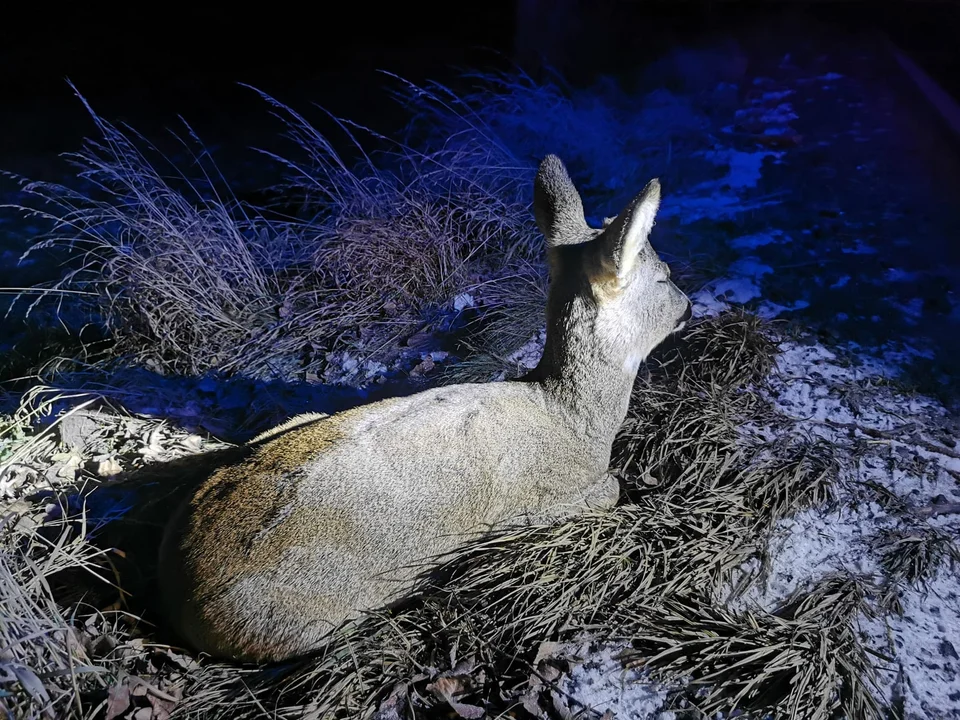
[158,155,692,662]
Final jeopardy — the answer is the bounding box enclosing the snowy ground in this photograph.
[746,337,960,717]
[2,17,960,720]
[496,294,960,718]
[490,36,960,719]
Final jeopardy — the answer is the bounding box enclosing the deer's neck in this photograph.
[526,325,638,453]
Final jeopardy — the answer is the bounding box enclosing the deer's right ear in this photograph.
[534,155,590,247]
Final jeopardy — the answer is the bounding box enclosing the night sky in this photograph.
[0,2,957,182]
[2,4,957,135]
[0,4,516,180]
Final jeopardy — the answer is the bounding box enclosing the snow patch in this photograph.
[556,643,673,720]
[762,89,795,101]
[756,298,810,319]
[729,230,788,250]
[702,148,780,189]
[660,148,784,223]
[841,239,878,255]
[705,277,763,304]
[690,288,731,317]
[759,103,799,124]
[861,571,960,716]
[453,293,475,312]
[734,334,960,717]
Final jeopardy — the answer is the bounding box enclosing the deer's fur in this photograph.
[157,155,692,662]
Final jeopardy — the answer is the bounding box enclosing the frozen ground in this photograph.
[493,28,960,719]
[500,294,960,718]
[743,337,960,717]
[2,15,960,720]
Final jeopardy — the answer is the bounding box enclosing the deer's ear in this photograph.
[601,178,660,280]
[534,155,590,247]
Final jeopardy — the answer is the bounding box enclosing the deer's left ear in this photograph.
[601,178,661,280]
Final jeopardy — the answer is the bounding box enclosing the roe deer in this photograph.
[158,155,692,662]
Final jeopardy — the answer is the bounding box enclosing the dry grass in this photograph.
[416,71,711,215]
[0,311,894,719]
[7,102,302,379]
[1,503,205,719]
[116,311,875,720]
[255,81,541,368]
[7,81,539,383]
[874,524,960,587]
[0,396,227,719]
[6,70,711,387]
[439,259,548,384]
[0,505,109,720]
[621,576,881,719]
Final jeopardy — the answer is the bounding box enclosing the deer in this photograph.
[156,154,692,662]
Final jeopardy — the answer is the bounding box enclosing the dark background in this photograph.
[1,1,958,174]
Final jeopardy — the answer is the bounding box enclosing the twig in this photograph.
[914,503,960,519]
[824,420,960,461]
[823,419,917,440]
[909,436,960,461]
[123,673,180,704]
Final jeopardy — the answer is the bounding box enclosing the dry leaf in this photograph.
[521,688,544,716]
[533,641,570,666]
[105,681,133,720]
[372,682,408,720]
[9,663,51,708]
[54,451,84,479]
[147,692,177,720]
[425,676,484,719]
[179,435,204,452]
[98,457,123,477]
[640,470,659,487]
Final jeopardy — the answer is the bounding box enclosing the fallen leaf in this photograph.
[372,682,408,720]
[147,692,177,720]
[98,457,123,477]
[533,641,568,666]
[640,470,659,487]
[411,357,435,376]
[55,451,84,480]
[9,664,51,708]
[179,435,203,452]
[520,688,544,716]
[105,681,132,720]
[426,676,484,719]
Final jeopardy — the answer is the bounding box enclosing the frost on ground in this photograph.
[735,339,960,718]
[552,328,960,719]
[658,147,785,225]
[689,287,960,717]
[552,643,674,720]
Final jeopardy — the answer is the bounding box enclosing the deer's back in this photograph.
[158,380,602,660]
